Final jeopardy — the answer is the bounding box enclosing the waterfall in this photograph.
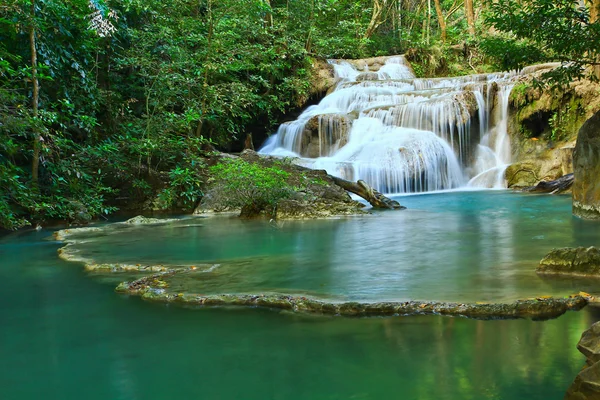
[260,55,520,194]
[467,84,514,189]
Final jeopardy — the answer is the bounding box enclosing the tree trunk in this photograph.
[590,0,600,22]
[330,176,405,209]
[30,0,40,188]
[244,134,254,151]
[433,0,447,42]
[263,0,273,27]
[427,0,431,44]
[365,0,391,40]
[197,0,213,138]
[525,174,574,194]
[465,0,475,36]
[589,0,600,79]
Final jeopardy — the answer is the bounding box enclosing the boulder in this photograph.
[579,322,600,366]
[537,247,600,276]
[573,110,600,219]
[566,322,600,400]
[274,197,366,220]
[197,151,367,219]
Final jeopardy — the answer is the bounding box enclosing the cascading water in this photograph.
[260,56,518,194]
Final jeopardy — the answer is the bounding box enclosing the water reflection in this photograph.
[1,230,600,399]
[63,192,600,303]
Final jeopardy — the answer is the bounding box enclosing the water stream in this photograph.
[260,57,519,193]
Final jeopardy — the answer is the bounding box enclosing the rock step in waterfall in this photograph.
[260,55,523,194]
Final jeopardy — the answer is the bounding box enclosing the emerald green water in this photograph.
[68,191,600,302]
[2,191,600,399]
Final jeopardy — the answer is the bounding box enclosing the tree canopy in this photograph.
[1,0,600,229]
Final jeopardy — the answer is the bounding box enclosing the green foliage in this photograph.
[1,0,550,228]
[209,159,293,213]
[485,0,600,87]
[479,36,546,72]
[157,167,204,211]
[405,43,492,78]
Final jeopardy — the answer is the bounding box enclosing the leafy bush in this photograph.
[209,159,293,216]
[156,166,204,211]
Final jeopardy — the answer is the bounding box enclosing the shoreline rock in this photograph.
[565,322,600,400]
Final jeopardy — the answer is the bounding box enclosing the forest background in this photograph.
[1,0,599,229]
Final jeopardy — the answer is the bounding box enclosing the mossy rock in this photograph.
[537,247,600,276]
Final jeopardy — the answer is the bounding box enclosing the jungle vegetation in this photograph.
[1,0,599,229]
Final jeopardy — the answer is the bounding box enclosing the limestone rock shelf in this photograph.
[114,268,590,321]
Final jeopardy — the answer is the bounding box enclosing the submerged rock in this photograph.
[124,215,169,225]
[537,247,600,276]
[573,110,600,219]
[116,269,588,320]
[565,322,600,400]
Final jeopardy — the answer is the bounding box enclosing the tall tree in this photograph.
[433,0,447,42]
[486,0,600,86]
[28,0,40,187]
[465,0,476,36]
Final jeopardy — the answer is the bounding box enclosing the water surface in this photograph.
[66,191,600,302]
[0,228,598,399]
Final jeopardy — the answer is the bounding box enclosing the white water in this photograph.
[260,56,518,194]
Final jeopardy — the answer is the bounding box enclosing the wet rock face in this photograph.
[356,72,379,82]
[309,58,336,96]
[275,197,365,220]
[573,111,600,219]
[301,114,352,158]
[565,322,600,400]
[537,247,600,276]
[505,145,575,189]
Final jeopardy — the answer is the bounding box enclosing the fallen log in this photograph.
[330,176,405,209]
[525,173,574,194]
